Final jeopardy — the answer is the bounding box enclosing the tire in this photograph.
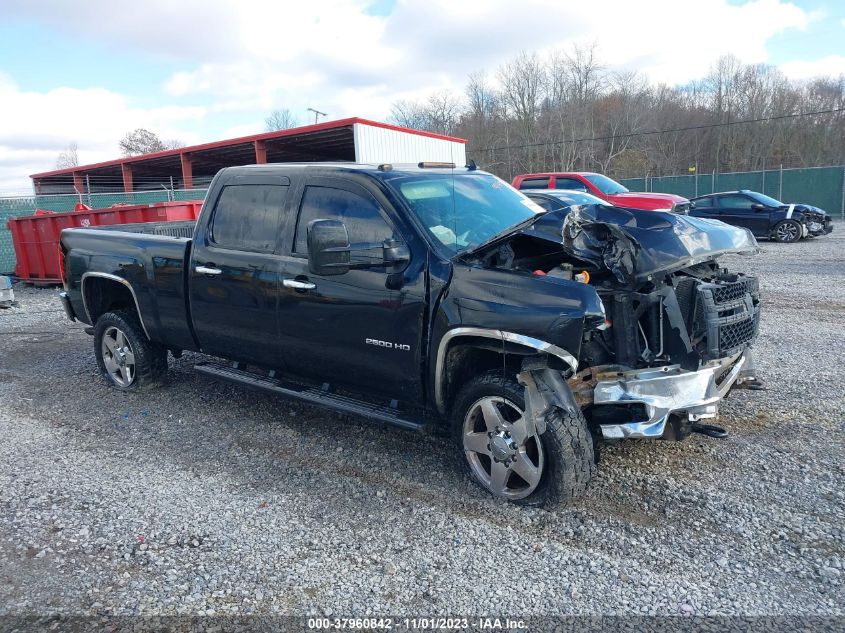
[93,309,168,391]
[451,369,595,508]
[773,219,802,243]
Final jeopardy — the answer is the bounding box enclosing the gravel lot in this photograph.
[0,232,843,620]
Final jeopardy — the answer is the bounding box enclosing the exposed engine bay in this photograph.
[469,204,762,440]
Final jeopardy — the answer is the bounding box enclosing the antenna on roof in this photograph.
[466,158,477,171]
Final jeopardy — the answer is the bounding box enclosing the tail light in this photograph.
[57,244,66,285]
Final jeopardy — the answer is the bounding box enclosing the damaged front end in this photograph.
[480,204,762,441]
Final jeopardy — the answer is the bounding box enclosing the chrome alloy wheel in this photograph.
[101,326,136,387]
[462,396,545,500]
[776,222,800,242]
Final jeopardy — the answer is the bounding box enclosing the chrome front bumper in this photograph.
[595,349,753,439]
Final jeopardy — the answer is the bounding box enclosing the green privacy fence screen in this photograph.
[620,166,845,216]
[0,189,208,275]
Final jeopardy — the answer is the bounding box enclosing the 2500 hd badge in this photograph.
[366,338,412,351]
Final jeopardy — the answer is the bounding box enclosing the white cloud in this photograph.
[0,74,205,193]
[0,0,825,192]
[779,55,845,79]
[153,0,812,110]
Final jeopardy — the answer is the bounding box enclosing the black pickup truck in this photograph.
[59,163,762,507]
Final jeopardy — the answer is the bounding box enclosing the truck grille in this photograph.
[711,276,758,303]
[718,317,758,352]
[693,275,760,360]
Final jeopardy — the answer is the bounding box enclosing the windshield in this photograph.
[748,191,783,207]
[388,173,544,252]
[585,174,629,195]
[547,190,612,206]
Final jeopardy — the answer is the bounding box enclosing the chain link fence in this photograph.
[620,165,845,217]
[3,165,844,275]
[0,189,208,275]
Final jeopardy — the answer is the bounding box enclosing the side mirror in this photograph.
[751,203,766,211]
[307,219,350,276]
[382,238,410,267]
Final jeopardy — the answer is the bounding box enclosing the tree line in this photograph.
[389,46,845,181]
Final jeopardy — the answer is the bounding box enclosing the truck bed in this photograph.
[61,223,197,351]
[94,220,196,239]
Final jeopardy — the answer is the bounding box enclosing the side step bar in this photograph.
[194,362,428,433]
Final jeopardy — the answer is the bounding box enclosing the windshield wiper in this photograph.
[458,211,548,257]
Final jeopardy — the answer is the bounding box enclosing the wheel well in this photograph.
[83,277,136,324]
[442,340,536,412]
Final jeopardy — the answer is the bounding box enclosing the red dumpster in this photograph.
[7,200,203,284]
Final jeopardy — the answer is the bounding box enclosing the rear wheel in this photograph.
[94,310,167,391]
[773,219,802,243]
[451,370,595,507]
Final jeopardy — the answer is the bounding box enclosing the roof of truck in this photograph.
[220,162,484,175]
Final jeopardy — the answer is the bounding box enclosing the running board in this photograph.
[194,362,428,433]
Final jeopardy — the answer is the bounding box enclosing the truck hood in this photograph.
[523,205,759,284]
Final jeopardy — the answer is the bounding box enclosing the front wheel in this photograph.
[773,219,802,243]
[94,310,168,391]
[451,370,595,507]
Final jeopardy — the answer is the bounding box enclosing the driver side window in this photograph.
[293,186,394,254]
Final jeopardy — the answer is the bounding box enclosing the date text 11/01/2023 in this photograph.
[307,617,528,630]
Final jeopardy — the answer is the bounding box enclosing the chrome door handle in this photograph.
[283,278,316,290]
[195,265,222,275]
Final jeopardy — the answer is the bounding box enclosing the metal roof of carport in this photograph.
[30,118,467,194]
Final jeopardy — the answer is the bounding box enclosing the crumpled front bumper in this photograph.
[594,348,755,439]
[806,219,833,236]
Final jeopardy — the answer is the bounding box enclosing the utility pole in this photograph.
[307,108,327,124]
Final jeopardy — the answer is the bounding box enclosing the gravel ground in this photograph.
[0,232,843,620]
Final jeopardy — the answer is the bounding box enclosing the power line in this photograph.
[468,107,845,153]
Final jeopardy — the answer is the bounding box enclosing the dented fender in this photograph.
[518,367,582,437]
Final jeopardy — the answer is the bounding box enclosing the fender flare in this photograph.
[434,327,578,414]
[81,272,151,339]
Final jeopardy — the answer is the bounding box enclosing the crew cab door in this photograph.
[276,176,426,401]
[715,194,770,236]
[189,175,290,366]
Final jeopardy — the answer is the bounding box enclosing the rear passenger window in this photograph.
[518,177,550,190]
[694,196,713,207]
[294,186,393,255]
[211,184,288,252]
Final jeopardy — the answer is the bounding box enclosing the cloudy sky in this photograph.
[0,0,843,193]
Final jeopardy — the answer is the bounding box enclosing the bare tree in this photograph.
[119,129,172,156]
[265,109,299,131]
[56,142,79,169]
[162,138,186,150]
[497,51,547,171]
[389,100,430,130]
[425,90,462,135]
[388,46,845,181]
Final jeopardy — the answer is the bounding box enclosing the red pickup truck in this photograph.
[512,172,691,214]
